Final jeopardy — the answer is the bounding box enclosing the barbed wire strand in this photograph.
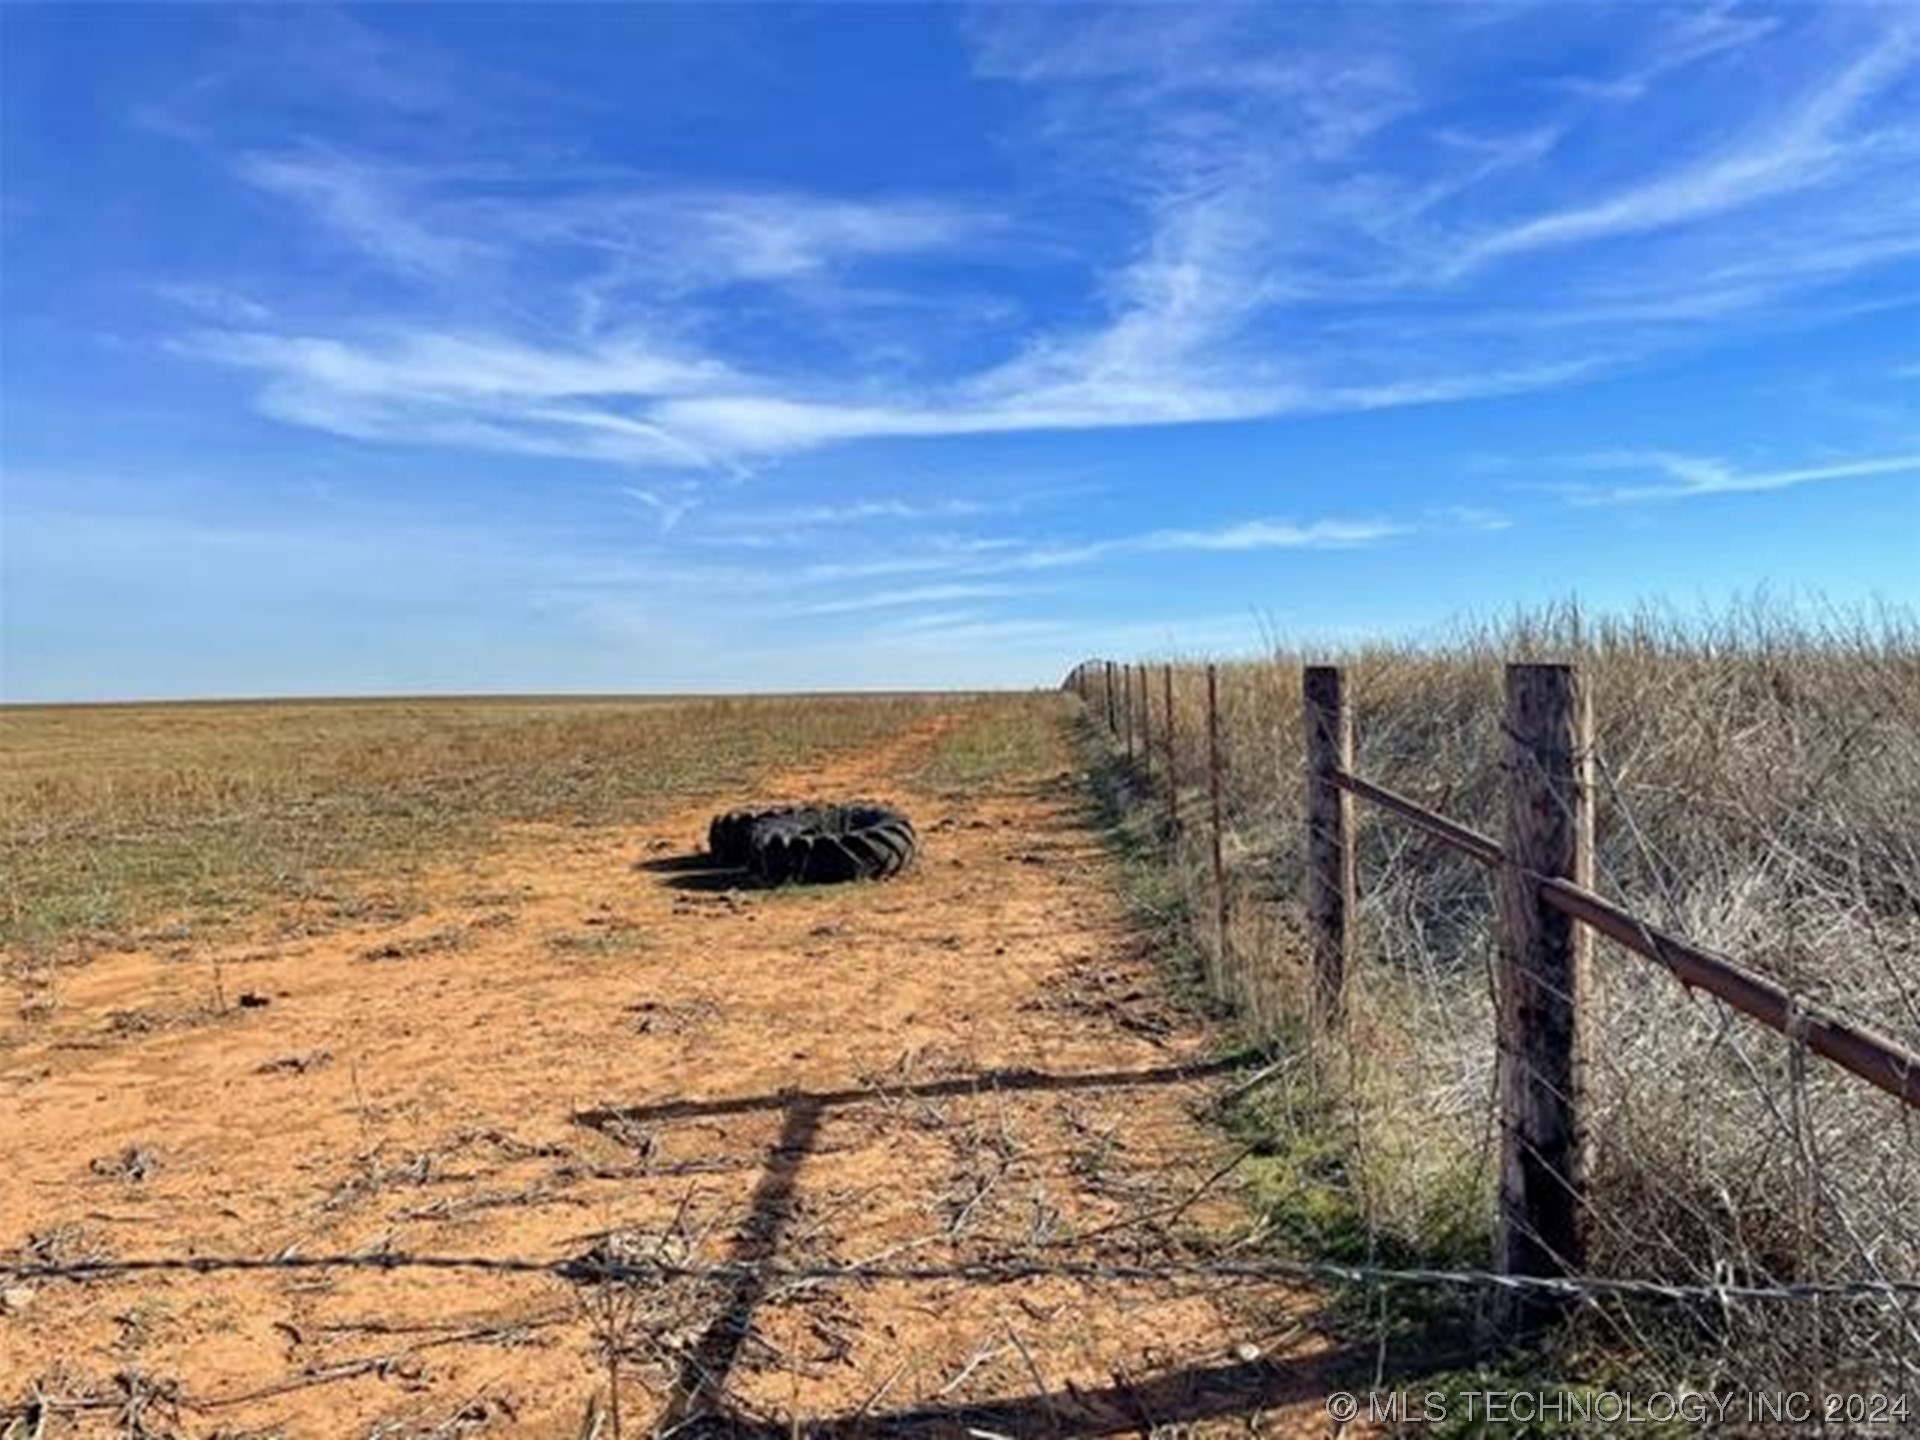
[7,1249,1919,1305]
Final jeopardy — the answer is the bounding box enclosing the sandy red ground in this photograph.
[3,708,1353,1436]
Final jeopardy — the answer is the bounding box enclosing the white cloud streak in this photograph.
[237,152,488,278]
[796,583,1027,616]
[1548,4,1778,104]
[1555,450,1920,504]
[1457,25,1919,271]
[786,514,1402,588]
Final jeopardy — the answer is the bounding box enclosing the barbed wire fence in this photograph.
[14,1247,1920,1303]
[10,1132,1919,1434]
[1066,624,1920,1402]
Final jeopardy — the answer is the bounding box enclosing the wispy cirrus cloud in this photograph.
[235,145,995,301]
[183,327,740,469]
[152,282,272,325]
[190,327,733,401]
[697,496,1030,545]
[1454,23,1919,273]
[1428,505,1513,533]
[236,151,490,278]
[1548,3,1779,104]
[1133,518,1402,553]
[783,514,1403,588]
[561,189,994,292]
[1547,450,1920,505]
[145,5,1920,498]
[796,582,1030,617]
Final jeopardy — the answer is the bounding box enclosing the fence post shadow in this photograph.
[660,1093,829,1429]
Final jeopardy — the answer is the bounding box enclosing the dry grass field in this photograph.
[1,694,967,961]
[0,693,1342,1438]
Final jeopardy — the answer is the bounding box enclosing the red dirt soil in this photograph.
[3,706,1350,1436]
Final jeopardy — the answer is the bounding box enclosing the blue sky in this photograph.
[2,3,1916,700]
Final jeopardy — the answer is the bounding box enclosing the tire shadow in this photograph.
[635,851,770,892]
[637,853,730,875]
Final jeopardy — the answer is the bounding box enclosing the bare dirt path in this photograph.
[3,699,1344,1437]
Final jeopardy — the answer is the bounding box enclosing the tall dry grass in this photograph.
[1086,599,1920,1391]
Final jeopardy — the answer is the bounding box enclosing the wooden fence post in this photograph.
[1207,663,1227,957]
[1303,666,1354,1029]
[1136,664,1151,774]
[1163,664,1179,833]
[1122,661,1134,760]
[1104,660,1117,735]
[1494,663,1594,1337]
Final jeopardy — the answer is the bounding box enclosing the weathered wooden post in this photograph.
[1136,663,1151,775]
[1207,663,1227,957]
[1303,666,1354,1029]
[1494,663,1594,1337]
[1104,660,1117,735]
[1163,664,1179,833]
[1122,660,1134,760]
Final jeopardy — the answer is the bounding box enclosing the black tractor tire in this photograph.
[706,811,747,867]
[707,803,817,868]
[708,808,771,867]
[740,802,916,885]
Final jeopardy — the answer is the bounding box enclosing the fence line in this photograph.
[1066,656,1920,1338]
[14,1247,1920,1307]
[1311,763,1920,1109]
